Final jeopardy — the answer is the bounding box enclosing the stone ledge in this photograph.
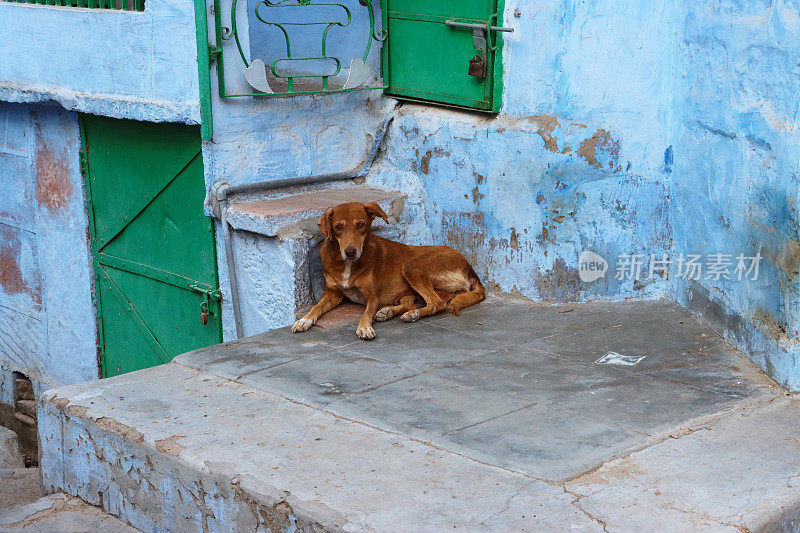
[37,357,800,531]
[225,186,406,238]
[0,83,199,126]
[37,364,593,532]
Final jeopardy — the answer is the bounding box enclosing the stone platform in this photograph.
[38,297,798,531]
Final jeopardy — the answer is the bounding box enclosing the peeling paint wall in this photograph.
[672,0,800,389]
[365,0,677,301]
[0,102,97,404]
[202,0,800,389]
[368,106,672,302]
[205,0,676,341]
[0,1,200,124]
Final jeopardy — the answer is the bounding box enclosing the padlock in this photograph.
[200,302,209,325]
[468,53,487,78]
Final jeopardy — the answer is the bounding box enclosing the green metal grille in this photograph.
[212,0,387,97]
[3,0,144,11]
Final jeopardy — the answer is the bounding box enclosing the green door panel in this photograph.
[81,115,222,378]
[384,0,505,111]
[97,267,172,375]
[100,155,216,283]
[386,17,491,108]
[100,266,220,376]
[85,118,202,248]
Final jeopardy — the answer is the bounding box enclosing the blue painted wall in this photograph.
[0,0,794,392]
[204,0,675,335]
[369,0,678,302]
[671,0,800,389]
[0,0,203,397]
[0,103,97,402]
[0,1,200,124]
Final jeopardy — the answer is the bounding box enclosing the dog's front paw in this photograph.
[292,317,315,333]
[446,303,461,316]
[401,309,421,322]
[374,307,394,322]
[356,325,375,340]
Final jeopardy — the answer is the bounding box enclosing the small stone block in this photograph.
[15,400,37,420]
[15,379,34,401]
[0,426,24,469]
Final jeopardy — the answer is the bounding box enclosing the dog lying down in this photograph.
[292,201,486,340]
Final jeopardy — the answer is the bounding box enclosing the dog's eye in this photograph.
[355,221,366,229]
[334,223,344,232]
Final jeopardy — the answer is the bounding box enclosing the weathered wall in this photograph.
[367,0,677,301]
[0,102,97,404]
[671,0,800,389]
[205,0,677,339]
[202,0,800,390]
[203,0,390,187]
[203,0,403,339]
[0,1,200,124]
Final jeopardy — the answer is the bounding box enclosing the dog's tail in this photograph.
[446,266,486,316]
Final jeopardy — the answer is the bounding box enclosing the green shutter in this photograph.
[384,0,508,112]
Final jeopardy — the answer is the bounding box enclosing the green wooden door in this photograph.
[384,0,506,111]
[81,115,222,377]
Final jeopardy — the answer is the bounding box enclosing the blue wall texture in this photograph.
[205,0,800,388]
[0,0,797,391]
[0,1,200,125]
[672,1,800,389]
[374,0,675,302]
[0,103,97,402]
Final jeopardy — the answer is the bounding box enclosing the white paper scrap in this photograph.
[594,351,646,366]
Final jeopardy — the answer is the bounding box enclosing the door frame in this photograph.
[79,115,223,378]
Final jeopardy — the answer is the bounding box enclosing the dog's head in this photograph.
[318,202,389,261]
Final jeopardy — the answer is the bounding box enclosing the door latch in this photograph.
[445,20,514,79]
[469,28,488,78]
[190,284,221,326]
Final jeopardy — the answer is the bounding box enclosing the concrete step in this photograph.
[0,427,23,469]
[220,185,408,337]
[225,185,406,238]
[37,298,800,531]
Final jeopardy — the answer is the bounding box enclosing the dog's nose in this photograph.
[344,246,357,259]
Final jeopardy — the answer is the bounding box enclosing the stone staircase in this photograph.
[1,425,138,532]
[218,184,408,338]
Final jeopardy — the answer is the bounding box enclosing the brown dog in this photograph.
[292,201,485,339]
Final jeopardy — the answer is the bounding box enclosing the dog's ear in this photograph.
[364,202,389,224]
[318,208,334,238]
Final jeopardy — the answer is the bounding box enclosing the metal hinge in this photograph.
[208,44,222,65]
[79,149,88,176]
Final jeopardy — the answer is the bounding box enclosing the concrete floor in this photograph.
[38,296,798,531]
[179,297,778,481]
